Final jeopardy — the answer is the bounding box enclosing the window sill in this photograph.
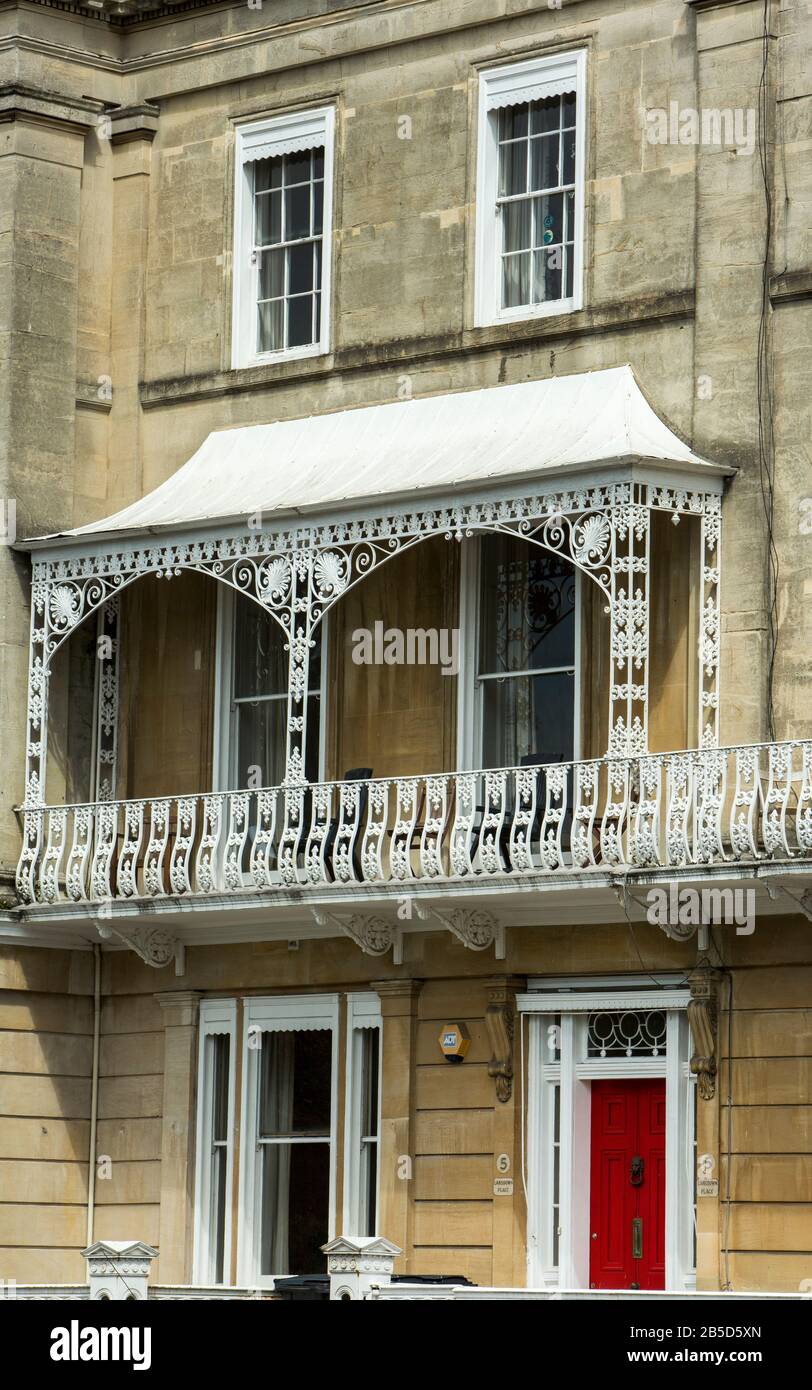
[475,297,581,330]
[233,342,329,372]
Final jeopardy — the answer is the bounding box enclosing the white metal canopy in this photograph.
[25,366,728,547]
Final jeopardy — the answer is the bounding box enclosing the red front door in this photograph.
[589,1078,666,1290]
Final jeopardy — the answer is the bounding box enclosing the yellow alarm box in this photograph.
[439,1022,471,1063]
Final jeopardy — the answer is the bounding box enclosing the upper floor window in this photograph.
[232,107,335,368]
[475,52,586,327]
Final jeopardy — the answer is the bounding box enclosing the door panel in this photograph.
[589,1078,666,1290]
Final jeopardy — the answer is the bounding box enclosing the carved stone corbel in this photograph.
[484,978,524,1104]
[94,920,184,973]
[312,908,403,963]
[425,906,505,958]
[687,966,721,1100]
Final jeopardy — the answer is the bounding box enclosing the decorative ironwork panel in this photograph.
[587,1009,667,1058]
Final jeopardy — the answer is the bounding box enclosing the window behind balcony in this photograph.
[222,592,322,789]
[476,534,577,769]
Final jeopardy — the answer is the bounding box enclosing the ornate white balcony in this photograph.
[16,741,812,911]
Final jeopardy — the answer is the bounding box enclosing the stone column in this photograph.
[372,979,422,1270]
[154,990,201,1284]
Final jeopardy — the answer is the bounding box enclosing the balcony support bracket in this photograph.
[95,919,185,974]
[423,905,505,959]
[313,908,403,963]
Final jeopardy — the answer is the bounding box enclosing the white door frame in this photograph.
[519,983,696,1292]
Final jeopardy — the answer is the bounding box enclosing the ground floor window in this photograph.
[344,994,383,1236]
[520,977,696,1291]
[194,1001,238,1285]
[194,992,381,1286]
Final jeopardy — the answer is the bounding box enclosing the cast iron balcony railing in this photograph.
[15,740,812,907]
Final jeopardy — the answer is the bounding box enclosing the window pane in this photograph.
[498,104,528,141]
[313,180,324,235]
[260,1140,330,1276]
[288,293,315,347]
[532,247,563,304]
[234,599,287,699]
[530,134,559,192]
[259,1030,332,1136]
[211,1034,230,1142]
[565,189,576,240]
[236,700,286,788]
[258,248,284,300]
[499,137,527,197]
[533,192,564,248]
[530,95,562,135]
[565,244,574,299]
[254,157,282,193]
[502,252,530,308]
[479,536,576,672]
[562,91,577,127]
[562,129,576,185]
[503,198,532,253]
[284,151,311,185]
[481,670,575,768]
[285,183,311,240]
[257,299,284,353]
[212,1145,228,1281]
[361,1028,380,1139]
[255,190,282,247]
[288,242,314,294]
[313,148,325,179]
[235,696,320,790]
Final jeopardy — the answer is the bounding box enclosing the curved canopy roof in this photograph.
[23,366,731,549]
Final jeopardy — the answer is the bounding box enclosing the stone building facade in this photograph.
[0,0,811,1292]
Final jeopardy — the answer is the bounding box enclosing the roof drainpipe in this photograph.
[86,943,101,1247]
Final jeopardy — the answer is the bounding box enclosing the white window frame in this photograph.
[456,535,582,770]
[519,978,696,1292]
[474,50,587,328]
[343,993,383,1237]
[231,106,335,369]
[213,586,329,793]
[237,993,339,1287]
[193,999,238,1286]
